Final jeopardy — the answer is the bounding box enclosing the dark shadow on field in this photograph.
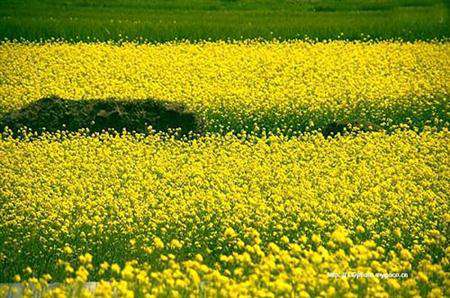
[0,96,198,135]
[0,95,447,139]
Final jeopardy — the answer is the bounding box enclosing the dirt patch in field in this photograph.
[0,96,198,135]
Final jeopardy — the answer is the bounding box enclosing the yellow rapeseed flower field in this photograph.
[0,40,448,133]
[0,40,449,297]
[0,129,449,297]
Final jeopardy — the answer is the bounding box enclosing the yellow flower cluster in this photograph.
[0,40,448,133]
[0,129,448,296]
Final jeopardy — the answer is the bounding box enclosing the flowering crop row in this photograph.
[0,129,448,297]
[0,41,448,133]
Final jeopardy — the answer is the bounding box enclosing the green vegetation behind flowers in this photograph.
[0,0,448,42]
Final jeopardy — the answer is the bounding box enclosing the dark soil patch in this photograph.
[0,96,198,135]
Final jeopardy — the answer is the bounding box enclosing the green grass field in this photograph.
[1,0,449,42]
